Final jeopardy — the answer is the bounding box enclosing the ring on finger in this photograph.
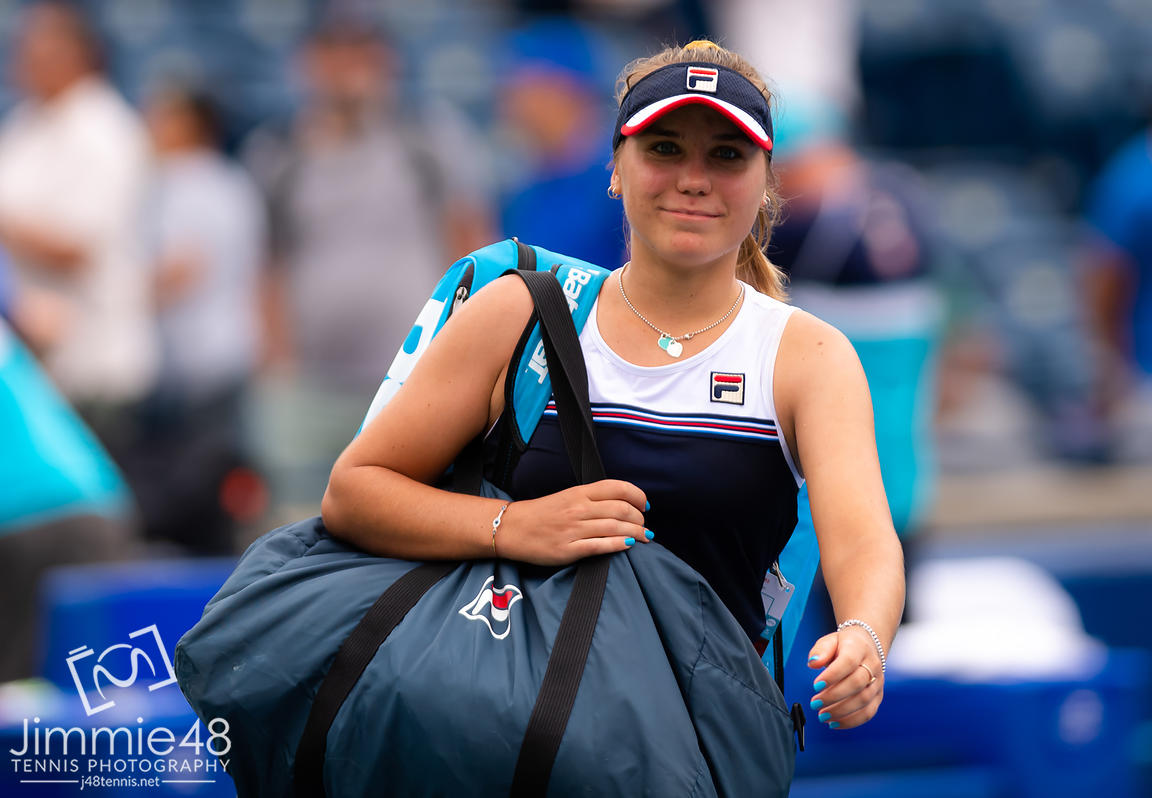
[858,662,876,685]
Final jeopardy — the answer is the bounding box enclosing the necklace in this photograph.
[616,263,745,358]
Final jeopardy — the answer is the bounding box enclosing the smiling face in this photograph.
[612,103,769,271]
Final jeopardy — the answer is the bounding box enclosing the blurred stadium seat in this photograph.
[38,559,237,691]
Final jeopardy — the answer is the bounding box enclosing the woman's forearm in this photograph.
[322,464,648,567]
[820,533,906,656]
[321,464,507,560]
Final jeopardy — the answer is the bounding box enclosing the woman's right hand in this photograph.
[496,479,651,565]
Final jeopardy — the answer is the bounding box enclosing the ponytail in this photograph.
[737,193,788,301]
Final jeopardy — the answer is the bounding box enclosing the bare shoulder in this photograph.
[336,273,537,483]
[421,272,538,376]
[778,309,864,382]
[775,308,870,429]
[449,273,535,334]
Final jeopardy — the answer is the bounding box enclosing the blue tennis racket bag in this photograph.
[175,264,796,796]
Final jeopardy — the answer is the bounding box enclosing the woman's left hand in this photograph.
[805,626,884,730]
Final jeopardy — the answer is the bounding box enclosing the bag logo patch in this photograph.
[686,66,719,93]
[711,372,745,404]
[459,576,523,640]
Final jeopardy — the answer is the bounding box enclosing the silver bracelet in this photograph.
[837,619,887,673]
[490,503,509,558]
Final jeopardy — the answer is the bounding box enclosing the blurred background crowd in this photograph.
[0,0,1151,794]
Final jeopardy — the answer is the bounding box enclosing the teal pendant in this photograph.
[657,335,683,358]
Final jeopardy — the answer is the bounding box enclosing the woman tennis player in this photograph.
[323,39,904,741]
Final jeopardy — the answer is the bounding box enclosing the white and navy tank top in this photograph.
[503,283,805,640]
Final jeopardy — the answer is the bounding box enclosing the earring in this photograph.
[607,185,621,200]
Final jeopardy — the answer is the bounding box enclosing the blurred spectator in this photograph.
[242,14,491,499]
[769,100,944,617]
[1,301,134,681]
[0,312,133,680]
[1084,124,1152,442]
[0,0,155,477]
[773,101,943,542]
[135,85,267,554]
[0,1,147,679]
[714,0,861,117]
[497,18,624,270]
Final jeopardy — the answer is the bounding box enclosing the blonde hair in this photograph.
[612,40,788,301]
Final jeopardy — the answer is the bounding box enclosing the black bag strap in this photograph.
[774,628,785,693]
[506,268,609,797]
[508,268,604,484]
[450,241,542,494]
[511,556,610,794]
[292,258,610,797]
[773,628,806,751]
[293,561,456,796]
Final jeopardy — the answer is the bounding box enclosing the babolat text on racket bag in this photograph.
[175,262,796,796]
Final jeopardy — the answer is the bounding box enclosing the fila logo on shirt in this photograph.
[686,66,719,93]
[711,372,745,405]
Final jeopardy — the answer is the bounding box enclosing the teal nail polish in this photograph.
[624,537,636,546]
[808,655,819,662]
[818,712,831,722]
[645,500,651,511]
[814,680,827,691]
[644,529,655,540]
[810,698,823,710]
[829,722,841,729]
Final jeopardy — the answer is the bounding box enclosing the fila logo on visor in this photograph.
[686,66,719,93]
[711,372,745,405]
